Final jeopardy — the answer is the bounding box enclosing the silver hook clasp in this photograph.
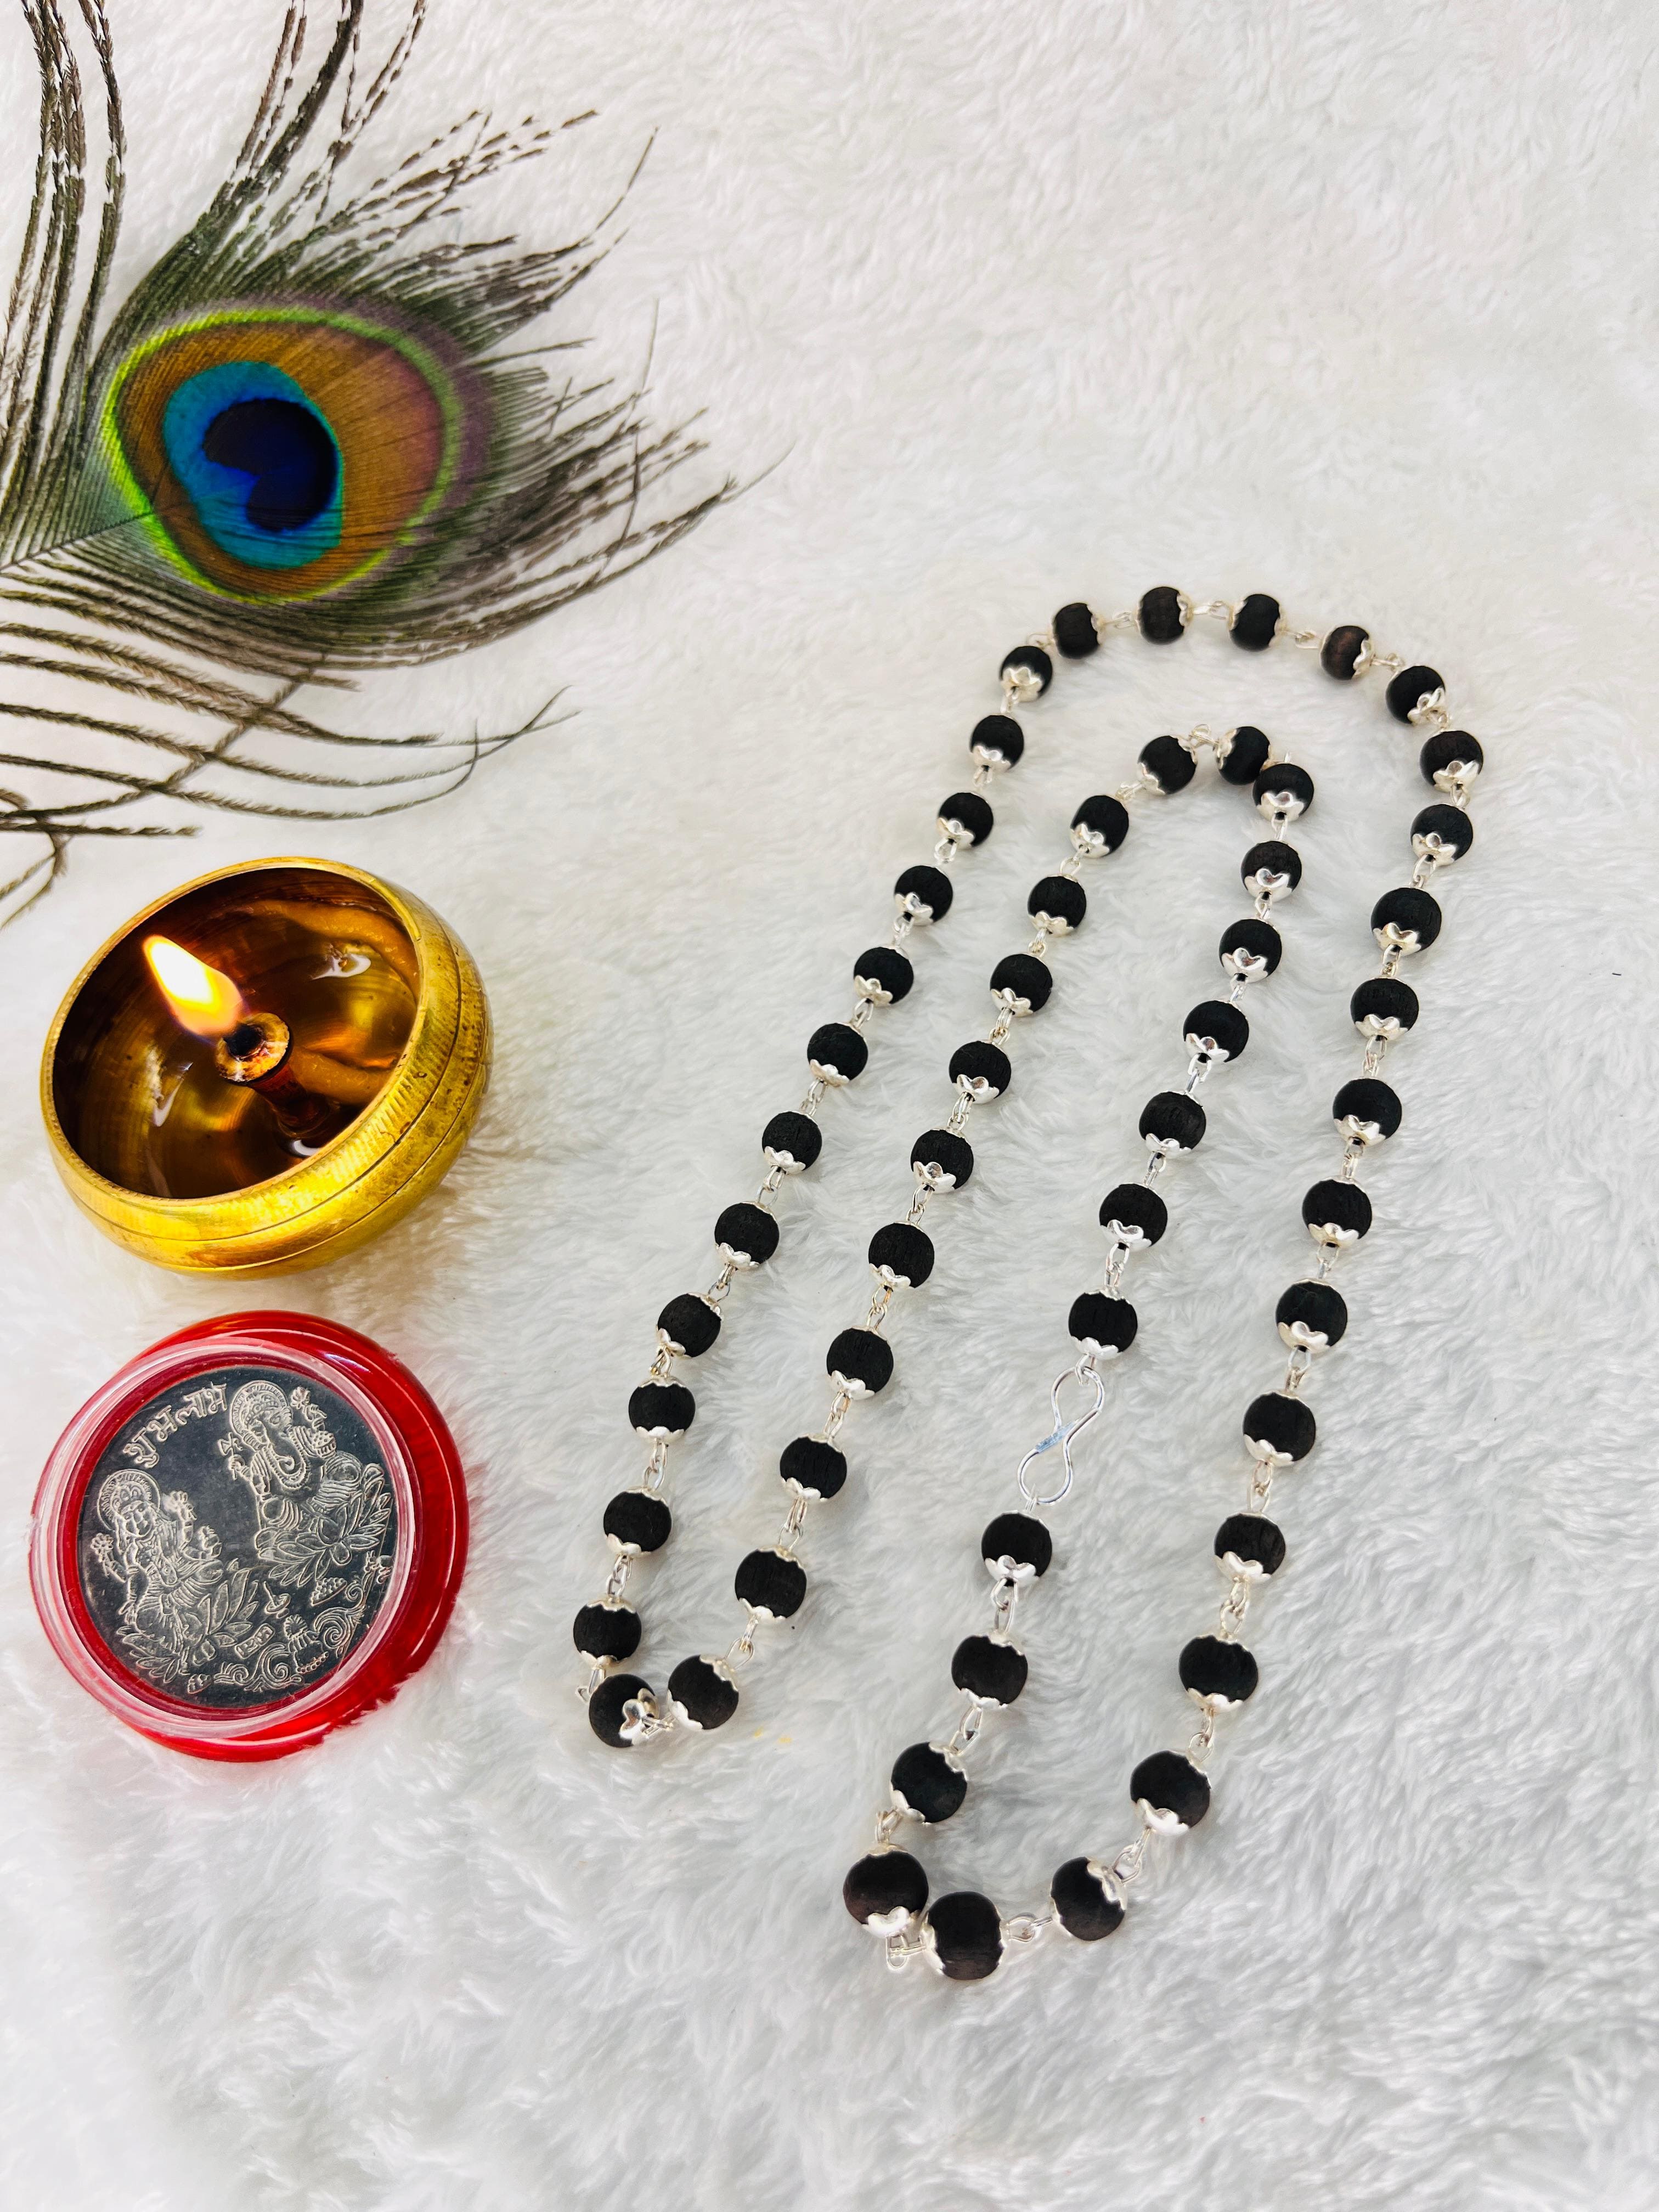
[1015,1359,1106,1508]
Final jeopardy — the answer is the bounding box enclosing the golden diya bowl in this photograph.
[41,859,490,1276]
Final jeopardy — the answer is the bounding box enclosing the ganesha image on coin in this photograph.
[220,1379,393,1609]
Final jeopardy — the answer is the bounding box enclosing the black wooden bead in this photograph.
[952,1634,1028,1706]
[588,1671,654,1747]
[763,1109,823,1172]
[990,952,1052,1013]
[604,1490,673,1553]
[1028,873,1086,932]
[1131,1750,1211,1828]
[894,862,953,923]
[854,945,915,1005]
[1371,885,1442,953]
[950,1040,1012,1098]
[927,1891,1003,1981]
[1099,1182,1168,1247]
[1242,839,1302,898]
[1215,1512,1287,1577]
[868,1220,935,1286]
[911,1128,974,1188]
[716,1201,780,1267]
[1334,1077,1403,1143]
[1001,644,1053,694]
[1304,1177,1374,1243]
[572,1601,641,1663]
[1141,1091,1206,1152]
[827,1327,894,1395]
[1053,601,1100,657]
[970,713,1024,770]
[669,1655,739,1731]
[628,1382,695,1437]
[843,1849,928,1927]
[1351,977,1419,1036]
[657,1293,721,1357]
[1277,1280,1348,1349]
[1138,584,1186,642]
[1068,1293,1138,1356]
[1071,793,1131,851]
[1051,1858,1125,1943]
[1244,1391,1317,1463]
[938,789,994,846]
[1184,999,1249,1062]
[735,1547,806,1620]
[1321,624,1369,680]
[1218,725,1272,784]
[1139,733,1197,794]
[1220,916,1283,979]
[1231,592,1281,650]
[891,1742,967,1822]
[1420,729,1483,787]
[781,1435,847,1499]
[1180,1635,1259,1706]
[1386,663,1444,722]
[1253,762,1314,820]
[982,1511,1052,1578]
[1412,803,1474,863]
[808,1021,869,1084]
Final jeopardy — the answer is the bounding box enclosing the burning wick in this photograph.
[142,935,347,1150]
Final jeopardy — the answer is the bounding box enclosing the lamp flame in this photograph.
[142,935,246,1039]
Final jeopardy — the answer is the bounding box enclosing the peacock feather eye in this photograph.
[104,311,471,600]
[0,0,726,925]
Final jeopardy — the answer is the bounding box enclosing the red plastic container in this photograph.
[30,1313,467,1759]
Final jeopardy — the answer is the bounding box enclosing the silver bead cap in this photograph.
[1219,1549,1271,1581]
[1221,949,1271,983]
[1306,1218,1362,1247]
[1256,789,1306,822]
[1135,1798,1192,1838]
[1337,1113,1386,1146]
[1278,1318,1330,1351]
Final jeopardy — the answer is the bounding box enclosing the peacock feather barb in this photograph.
[0,0,722,923]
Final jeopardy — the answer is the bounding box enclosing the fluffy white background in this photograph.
[3,1,1657,2205]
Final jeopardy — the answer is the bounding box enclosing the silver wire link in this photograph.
[821,1388,855,1444]
[1218,1573,1252,1640]
[1001,1911,1051,1955]
[1247,1457,1276,1514]
[990,1576,1021,1638]
[1109,1831,1154,1888]
[944,1697,987,1759]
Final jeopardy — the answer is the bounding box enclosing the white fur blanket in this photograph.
[3,1,1656,2205]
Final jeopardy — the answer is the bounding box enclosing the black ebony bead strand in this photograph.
[854,733,1311,1974]
[1089,633,1482,1950]
[581,656,1047,1744]
[845,594,1486,1980]
[1094,727,1310,1358]
[660,793,1136,1743]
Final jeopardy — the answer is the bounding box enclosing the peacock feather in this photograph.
[0,0,723,922]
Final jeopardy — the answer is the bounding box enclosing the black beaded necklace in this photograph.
[572,585,1482,1983]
